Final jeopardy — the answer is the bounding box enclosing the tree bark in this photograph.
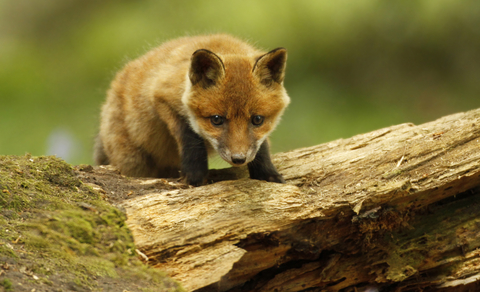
[118,108,480,291]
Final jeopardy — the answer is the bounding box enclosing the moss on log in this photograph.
[0,155,183,292]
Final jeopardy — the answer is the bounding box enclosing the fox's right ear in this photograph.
[189,49,225,88]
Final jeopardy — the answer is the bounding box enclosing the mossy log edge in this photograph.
[121,108,480,292]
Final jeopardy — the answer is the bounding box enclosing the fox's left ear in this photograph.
[253,48,287,86]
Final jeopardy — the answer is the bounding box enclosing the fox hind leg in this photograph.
[94,134,110,165]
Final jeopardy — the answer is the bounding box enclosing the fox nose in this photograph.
[231,154,246,165]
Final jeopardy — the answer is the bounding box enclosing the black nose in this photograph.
[231,154,246,165]
[232,158,246,165]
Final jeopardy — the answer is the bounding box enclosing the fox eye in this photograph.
[251,115,264,126]
[210,115,225,126]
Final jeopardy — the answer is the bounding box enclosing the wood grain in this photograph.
[120,108,480,291]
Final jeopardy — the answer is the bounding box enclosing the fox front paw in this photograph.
[266,173,286,184]
[184,169,208,187]
[250,170,286,184]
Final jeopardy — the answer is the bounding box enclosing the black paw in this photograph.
[250,171,286,184]
[184,170,208,187]
[266,173,286,184]
[247,140,286,184]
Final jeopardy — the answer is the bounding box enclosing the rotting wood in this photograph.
[84,108,480,291]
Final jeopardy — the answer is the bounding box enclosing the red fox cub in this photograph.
[95,34,290,186]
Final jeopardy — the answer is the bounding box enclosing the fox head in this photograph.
[182,47,290,166]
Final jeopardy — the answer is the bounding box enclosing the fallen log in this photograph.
[100,108,480,291]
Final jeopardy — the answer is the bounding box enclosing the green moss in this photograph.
[0,278,13,291]
[24,231,51,250]
[39,277,54,286]
[0,155,183,291]
[80,256,118,278]
[0,155,84,213]
[0,245,17,259]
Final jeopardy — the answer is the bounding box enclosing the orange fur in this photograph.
[95,34,290,180]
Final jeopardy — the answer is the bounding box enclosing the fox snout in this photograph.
[217,145,257,167]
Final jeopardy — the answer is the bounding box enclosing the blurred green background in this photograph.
[1,0,480,165]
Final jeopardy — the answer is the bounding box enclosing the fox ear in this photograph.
[253,48,287,86]
[189,49,225,88]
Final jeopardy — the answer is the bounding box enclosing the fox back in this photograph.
[95,34,290,185]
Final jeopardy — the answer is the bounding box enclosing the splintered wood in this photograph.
[121,109,480,291]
